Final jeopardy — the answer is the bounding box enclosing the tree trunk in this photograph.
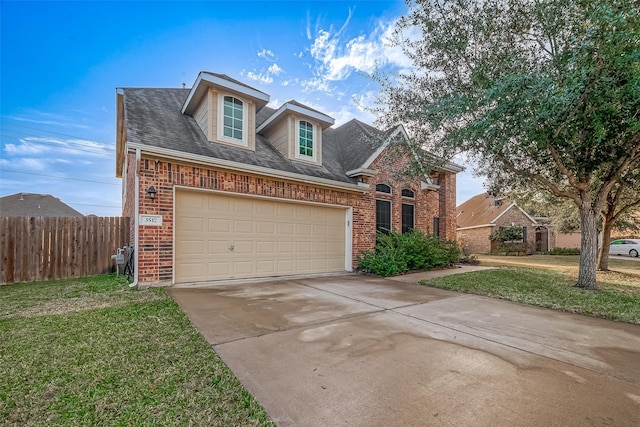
[597,218,614,271]
[577,204,598,289]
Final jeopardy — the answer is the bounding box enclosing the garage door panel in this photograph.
[209,241,230,254]
[175,190,346,283]
[296,224,312,235]
[257,241,275,254]
[256,261,276,274]
[178,217,205,232]
[297,242,313,253]
[279,223,294,234]
[313,242,328,253]
[207,262,230,277]
[278,242,295,253]
[257,221,275,234]
[208,196,230,212]
[209,218,230,232]
[177,240,205,255]
[233,241,255,255]
[278,204,295,218]
[234,220,255,234]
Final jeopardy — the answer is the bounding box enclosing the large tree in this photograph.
[376,0,640,289]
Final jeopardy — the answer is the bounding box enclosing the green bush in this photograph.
[357,230,461,276]
[547,247,581,255]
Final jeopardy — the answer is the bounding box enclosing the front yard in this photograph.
[0,276,274,426]
[422,254,640,324]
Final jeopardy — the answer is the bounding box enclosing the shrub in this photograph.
[547,247,581,255]
[357,229,461,276]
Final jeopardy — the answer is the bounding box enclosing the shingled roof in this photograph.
[0,193,84,217]
[457,193,537,228]
[121,87,384,184]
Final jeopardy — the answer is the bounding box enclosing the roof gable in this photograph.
[256,100,334,134]
[457,193,537,228]
[182,71,270,115]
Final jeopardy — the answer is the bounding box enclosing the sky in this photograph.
[0,0,486,216]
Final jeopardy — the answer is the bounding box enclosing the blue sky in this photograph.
[1,0,485,216]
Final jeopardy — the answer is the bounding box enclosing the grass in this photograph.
[476,254,640,287]
[422,255,640,324]
[0,275,274,427]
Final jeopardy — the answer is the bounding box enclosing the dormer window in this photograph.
[223,96,243,140]
[296,120,315,161]
[217,94,249,147]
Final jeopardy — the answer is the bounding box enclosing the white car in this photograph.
[609,239,640,257]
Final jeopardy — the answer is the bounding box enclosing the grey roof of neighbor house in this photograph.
[121,87,387,184]
[0,193,84,217]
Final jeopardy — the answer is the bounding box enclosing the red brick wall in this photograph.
[134,151,458,284]
[457,227,493,254]
[457,205,537,254]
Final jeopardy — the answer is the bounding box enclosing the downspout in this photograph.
[129,147,141,288]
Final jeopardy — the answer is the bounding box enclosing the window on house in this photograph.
[401,188,414,198]
[376,183,391,194]
[402,204,414,233]
[223,96,243,140]
[298,121,314,157]
[376,200,391,233]
[433,217,440,237]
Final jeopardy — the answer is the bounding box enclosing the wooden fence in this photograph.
[1,216,130,284]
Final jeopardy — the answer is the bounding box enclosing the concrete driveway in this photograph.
[168,269,640,426]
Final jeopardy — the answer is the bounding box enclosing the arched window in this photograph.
[376,183,392,194]
[223,96,244,140]
[298,121,314,157]
[401,188,415,198]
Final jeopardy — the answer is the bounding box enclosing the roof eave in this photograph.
[126,142,368,194]
[182,72,270,115]
[257,102,334,134]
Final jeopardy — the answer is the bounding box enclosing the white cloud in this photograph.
[3,136,112,160]
[4,142,52,155]
[267,63,283,76]
[257,49,277,61]
[243,61,285,85]
[302,16,416,94]
[6,113,91,130]
[245,71,273,84]
[0,157,48,170]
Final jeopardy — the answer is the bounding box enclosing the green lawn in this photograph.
[422,256,640,324]
[0,275,274,427]
[476,254,640,287]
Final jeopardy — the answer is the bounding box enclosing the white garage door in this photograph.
[174,189,347,283]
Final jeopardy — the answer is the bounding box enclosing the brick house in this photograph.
[115,71,462,286]
[457,193,551,254]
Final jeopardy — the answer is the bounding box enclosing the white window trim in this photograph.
[295,119,317,162]
[217,94,249,147]
[376,183,392,194]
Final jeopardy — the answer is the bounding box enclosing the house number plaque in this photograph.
[140,214,163,226]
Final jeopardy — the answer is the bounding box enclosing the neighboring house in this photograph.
[457,193,550,254]
[554,210,640,249]
[0,193,84,217]
[115,71,462,286]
